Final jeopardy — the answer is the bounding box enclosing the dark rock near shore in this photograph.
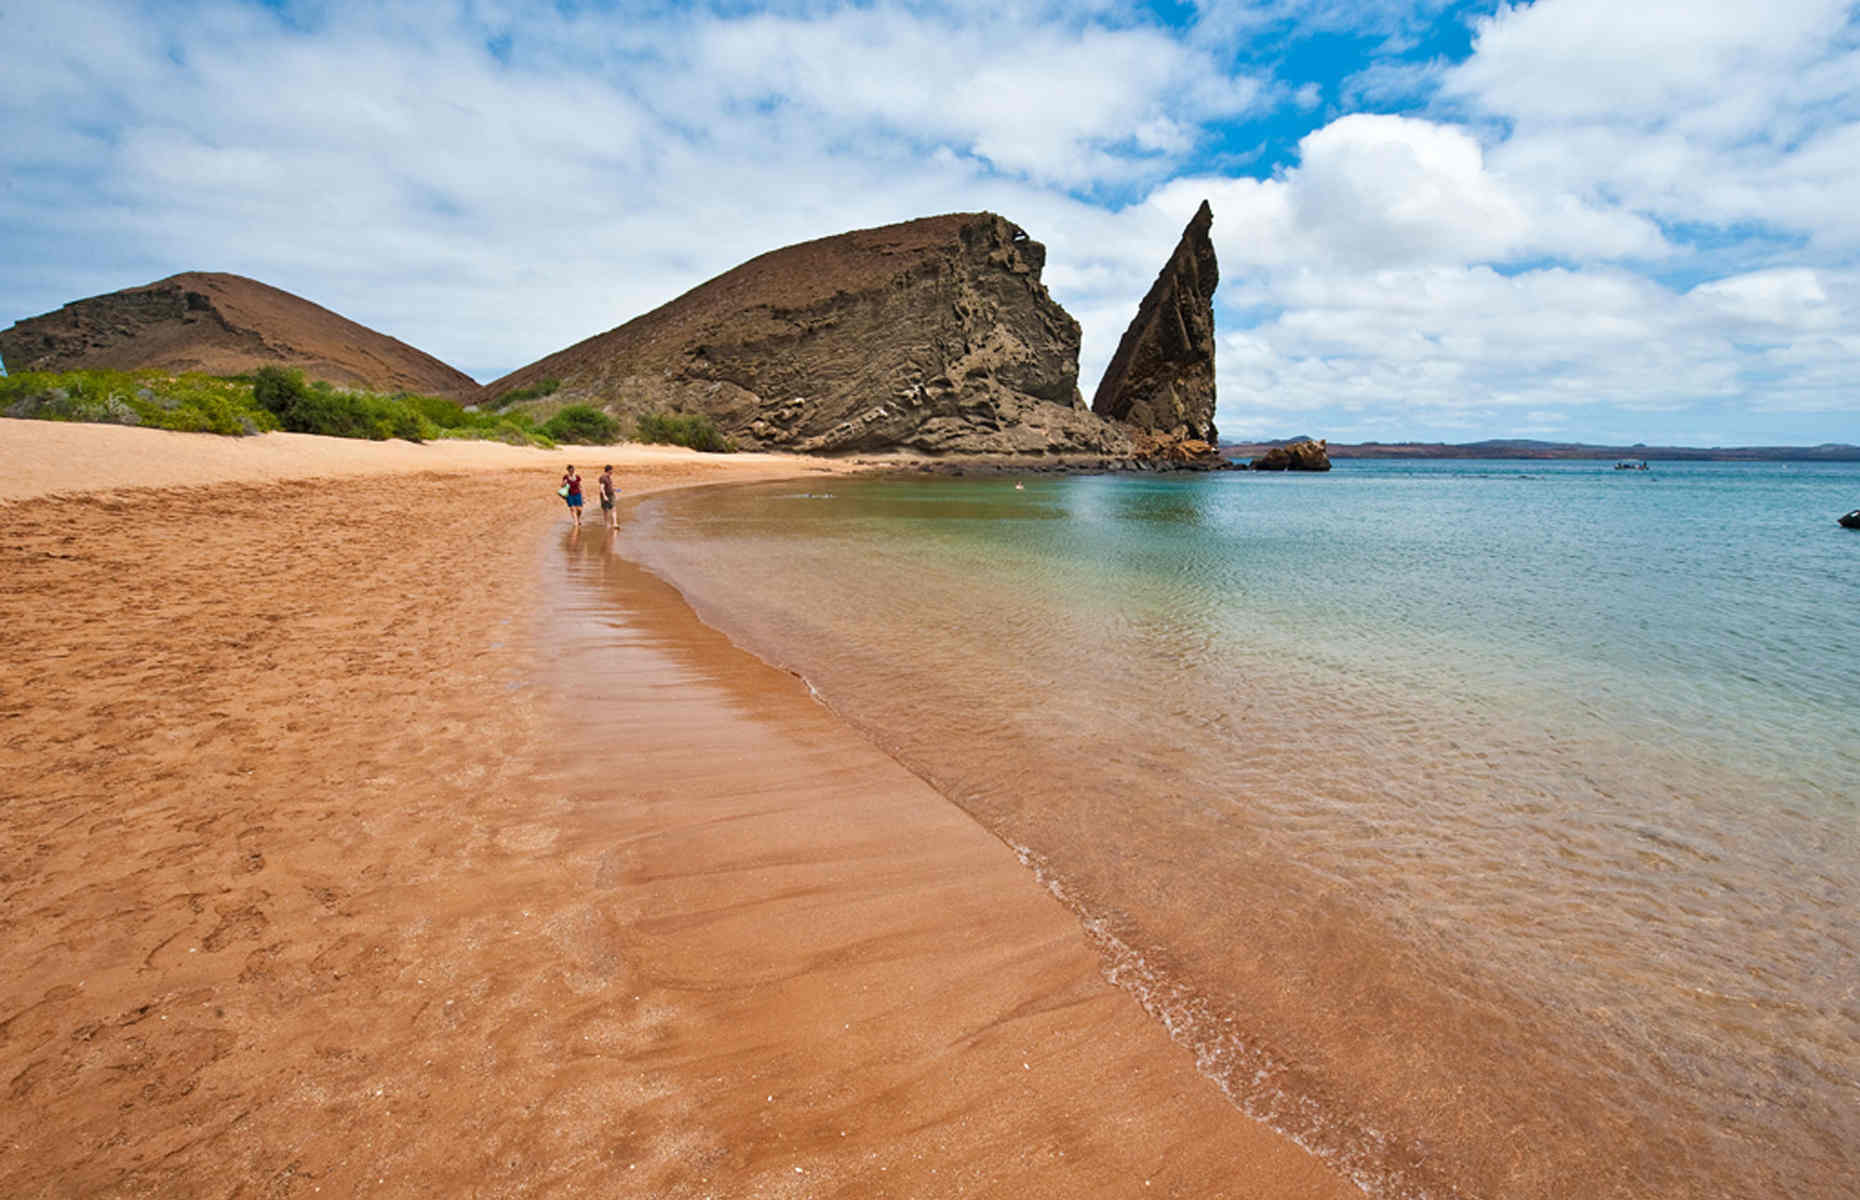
[485,213,1137,458]
[0,273,476,396]
[1840,509,1860,529]
[1091,200,1219,443]
[1249,439,1331,471]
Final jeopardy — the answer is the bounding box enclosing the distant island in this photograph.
[1222,437,1860,462]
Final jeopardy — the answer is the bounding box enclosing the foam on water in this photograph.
[621,460,1860,1198]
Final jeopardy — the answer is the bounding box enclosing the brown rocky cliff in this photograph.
[1091,200,1219,442]
[485,213,1135,457]
[0,273,476,396]
[1249,439,1331,471]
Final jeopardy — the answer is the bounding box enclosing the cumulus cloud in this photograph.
[1443,0,1860,251]
[1443,0,1854,129]
[1155,113,1666,270]
[1220,265,1735,423]
[1200,0,1860,439]
[1,0,1856,443]
[692,9,1263,186]
[0,0,1262,380]
[1212,253,1860,438]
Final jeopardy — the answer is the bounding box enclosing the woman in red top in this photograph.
[561,465,584,526]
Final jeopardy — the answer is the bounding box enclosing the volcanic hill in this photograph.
[483,213,1136,457]
[0,273,475,396]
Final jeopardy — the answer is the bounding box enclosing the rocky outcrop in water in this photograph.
[485,214,1135,458]
[1249,439,1331,471]
[0,273,475,396]
[1091,201,1219,443]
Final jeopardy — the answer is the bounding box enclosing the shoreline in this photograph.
[616,468,1860,1199]
[1,422,1351,1196]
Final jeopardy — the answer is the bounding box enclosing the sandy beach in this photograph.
[1,419,1351,1198]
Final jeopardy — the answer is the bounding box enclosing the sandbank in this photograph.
[0,419,1351,1196]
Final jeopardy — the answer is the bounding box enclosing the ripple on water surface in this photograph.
[623,460,1860,1198]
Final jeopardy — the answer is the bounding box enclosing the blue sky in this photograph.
[3,0,1858,445]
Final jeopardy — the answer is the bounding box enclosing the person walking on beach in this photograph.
[561,464,584,526]
[598,465,618,529]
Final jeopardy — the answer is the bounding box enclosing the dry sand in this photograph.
[1,419,1352,1197]
[0,417,828,503]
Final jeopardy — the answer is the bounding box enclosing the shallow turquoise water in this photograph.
[625,460,1860,1198]
[1041,460,1858,796]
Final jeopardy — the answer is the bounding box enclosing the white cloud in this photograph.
[2,0,1857,444]
[1690,269,1836,331]
[0,0,1269,380]
[1199,0,1860,438]
[690,9,1263,186]
[1339,58,1442,109]
[1215,261,1860,434]
[1146,114,1665,273]
[1445,0,1853,130]
[1443,0,1860,252]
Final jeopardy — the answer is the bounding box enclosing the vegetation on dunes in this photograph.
[1,368,276,436]
[635,410,735,452]
[488,377,561,408]
[537,404,621,445]
[2,368,737,452]
[0,366,561,447]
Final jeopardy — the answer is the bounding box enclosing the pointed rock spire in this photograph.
[1091,200,1219,442]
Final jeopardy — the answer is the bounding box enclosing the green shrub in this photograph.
[635,410,735,452]
[0,366,502,442]
[436,420,555,449]
[132,375,276,435]
[539,404,621,444]
[250,366,307,418]
[490,377,560,409]
[251,367,437,442]
[405,392,476,430]
[1,369,276,435]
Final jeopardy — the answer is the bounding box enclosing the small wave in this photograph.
[1006,840,1452,1200]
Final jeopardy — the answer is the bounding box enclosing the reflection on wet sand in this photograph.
[531,515,1357,1197]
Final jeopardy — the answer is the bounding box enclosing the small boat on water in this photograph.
[1840,509,1860,530]
[1615,459,1650,471]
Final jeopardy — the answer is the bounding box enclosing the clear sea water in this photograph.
[621,459,1860,1198]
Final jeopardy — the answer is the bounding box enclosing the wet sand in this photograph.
[1,423,1351,1197]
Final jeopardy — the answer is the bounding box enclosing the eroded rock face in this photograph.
[1091,200,1219,442]
[1249,439,1331,471]
[1129,432,1231,470]
[485,213,1136,457]
[0,273,475,396]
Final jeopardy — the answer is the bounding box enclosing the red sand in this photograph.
[0,421,1352,1196]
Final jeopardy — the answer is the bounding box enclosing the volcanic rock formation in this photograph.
[485,214,1134,457]
[1249,439,1332,471]
[1091,200,1219,443]
[0,273,475,396]
[1129,434,1229,470]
